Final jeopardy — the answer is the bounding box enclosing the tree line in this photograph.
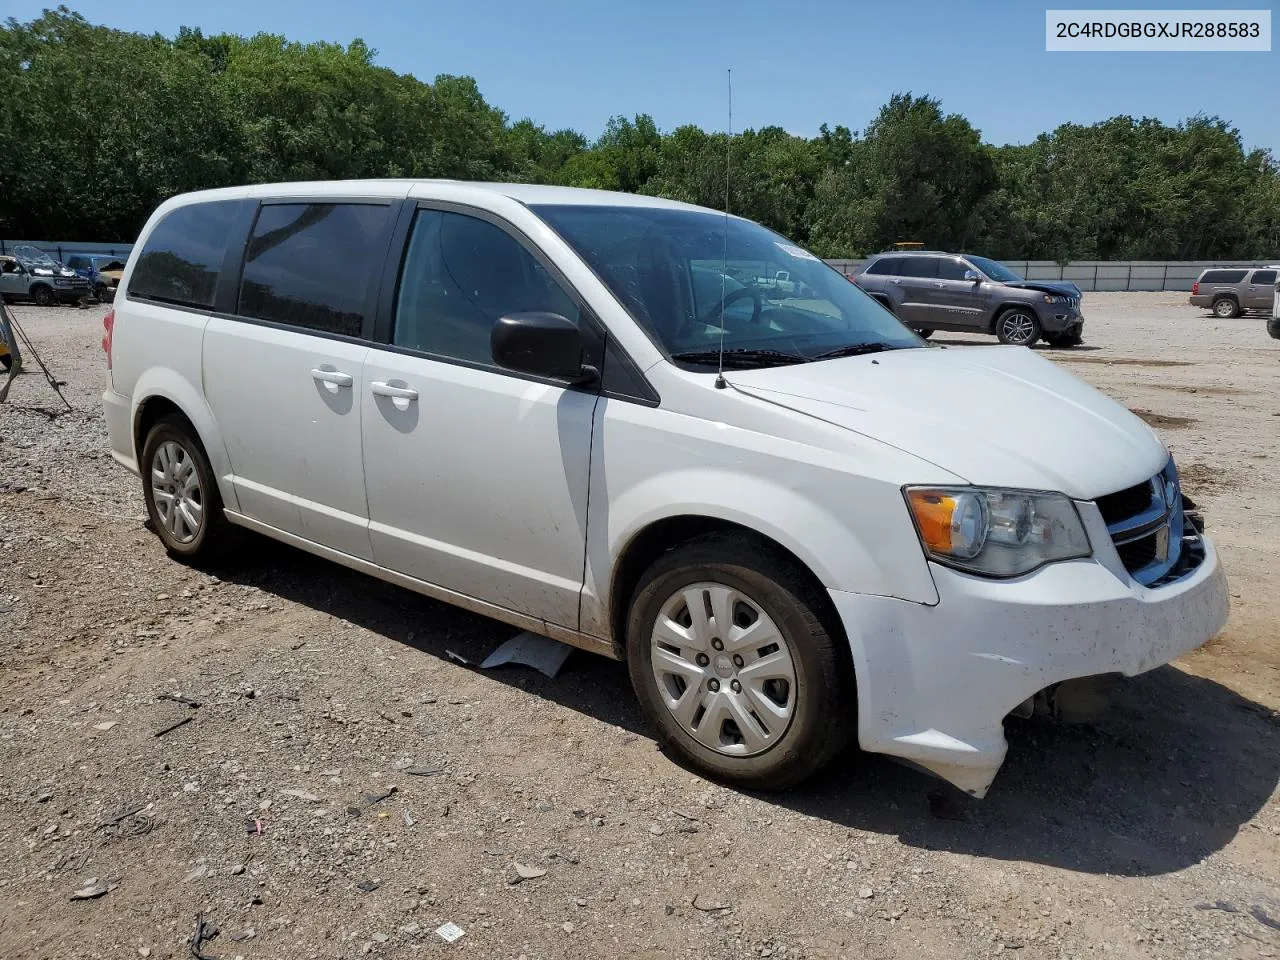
[3,8,1278,261]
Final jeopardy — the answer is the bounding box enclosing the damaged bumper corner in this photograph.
[828,535,1228,798]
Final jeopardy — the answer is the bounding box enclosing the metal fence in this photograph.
[825,258,1279,292]
[0,239,135,261]
[4,240,1276,294]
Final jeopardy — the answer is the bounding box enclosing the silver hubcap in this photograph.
[1002,312,1036,344]
[649,582,797,757]
[151,440,204,544]
[1215,300,1234,317]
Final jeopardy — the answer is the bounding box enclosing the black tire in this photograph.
[916,328,934,339]
[1212,296,1241,319]
[995,307,1041,347]
[625,532,856,790]
[99,285,116,304]
[31,285,55,307]
[140,413,232,562]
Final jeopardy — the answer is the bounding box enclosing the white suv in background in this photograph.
[102,180,1228,797]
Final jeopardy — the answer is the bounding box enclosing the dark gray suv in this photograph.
[855,251,1084,348]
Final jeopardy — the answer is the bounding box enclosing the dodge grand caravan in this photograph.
[102,181,1229,797]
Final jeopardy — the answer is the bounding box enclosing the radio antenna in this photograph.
[714,68,732,390]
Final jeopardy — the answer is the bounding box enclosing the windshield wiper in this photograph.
[812,342,897,360]
[670,348,810,368]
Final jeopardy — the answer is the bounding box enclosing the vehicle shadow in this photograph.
[209,538,1279,879]
[931,338,1105,353]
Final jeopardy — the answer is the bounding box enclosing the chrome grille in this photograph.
[1098,459,1201,587]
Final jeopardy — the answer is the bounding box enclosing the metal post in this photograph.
[1162,264,1168,291]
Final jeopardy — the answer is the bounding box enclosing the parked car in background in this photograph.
[103,180,1226,798]
[66,254,127,302]
[0,248,91,306]
[1189,266,1280,318]
[854,251,1084,347]
[754,269,797,295]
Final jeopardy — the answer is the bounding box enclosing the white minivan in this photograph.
[102,180,1228,797]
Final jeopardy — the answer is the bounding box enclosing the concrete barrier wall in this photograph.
[4,240,1276,294]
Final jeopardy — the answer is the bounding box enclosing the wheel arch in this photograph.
[988,299,1040,333]
[130,372,239,512]
[607,515,851,668]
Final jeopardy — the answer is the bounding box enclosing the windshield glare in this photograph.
[531,204,923,365]
[966,255,1023,283]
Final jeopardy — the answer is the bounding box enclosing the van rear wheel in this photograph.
[626,532,856,789]
[141,414,231,562]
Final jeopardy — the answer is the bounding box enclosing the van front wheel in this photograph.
[626,533,856,789]
[141,414,230,562]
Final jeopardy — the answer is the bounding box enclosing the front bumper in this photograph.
[829,533,1228,798]
[1037,304,1084,335]
[53,282,90,302]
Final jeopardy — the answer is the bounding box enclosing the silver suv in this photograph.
[1189,266,1278,318]
[855,251,1084,348]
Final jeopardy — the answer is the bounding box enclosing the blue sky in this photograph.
[17,0,1279,150]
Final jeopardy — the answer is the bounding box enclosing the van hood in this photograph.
[726,345,1167,500]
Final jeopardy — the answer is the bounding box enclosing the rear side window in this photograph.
[128,200,241,309]
[898,257,939,279]
[1199,270,1248,283]
[1250,269,1277,285]
[862,258,900,276]
[392,208,580,366]
[238,203,393,338]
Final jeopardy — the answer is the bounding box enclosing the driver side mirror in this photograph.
[491,312,597,383]
[963,270,982,283]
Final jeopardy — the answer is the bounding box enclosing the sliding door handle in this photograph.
[370,381,418,402]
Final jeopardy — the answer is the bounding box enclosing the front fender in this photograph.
[130,367,240,513]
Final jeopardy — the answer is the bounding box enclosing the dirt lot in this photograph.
[1,292,1278,960]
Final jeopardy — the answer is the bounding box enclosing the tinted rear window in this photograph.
[898,256,939,279]
[237,203,393,338]
[1199,270,1248,283]
[1250,270,1277,285]
[128,200,242,309]
[863,258,900,276]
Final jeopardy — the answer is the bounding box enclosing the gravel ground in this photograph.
[1,293,1278,960]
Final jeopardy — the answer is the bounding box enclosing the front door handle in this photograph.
[311,368,353,388]
[370,381,418,402]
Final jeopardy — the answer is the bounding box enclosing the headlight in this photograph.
[904,486,1091,577]
[1042,294,1069,304]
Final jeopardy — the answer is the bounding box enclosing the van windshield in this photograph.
[531,204,922,368]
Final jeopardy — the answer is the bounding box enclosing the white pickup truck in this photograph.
[754,269,796,295]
